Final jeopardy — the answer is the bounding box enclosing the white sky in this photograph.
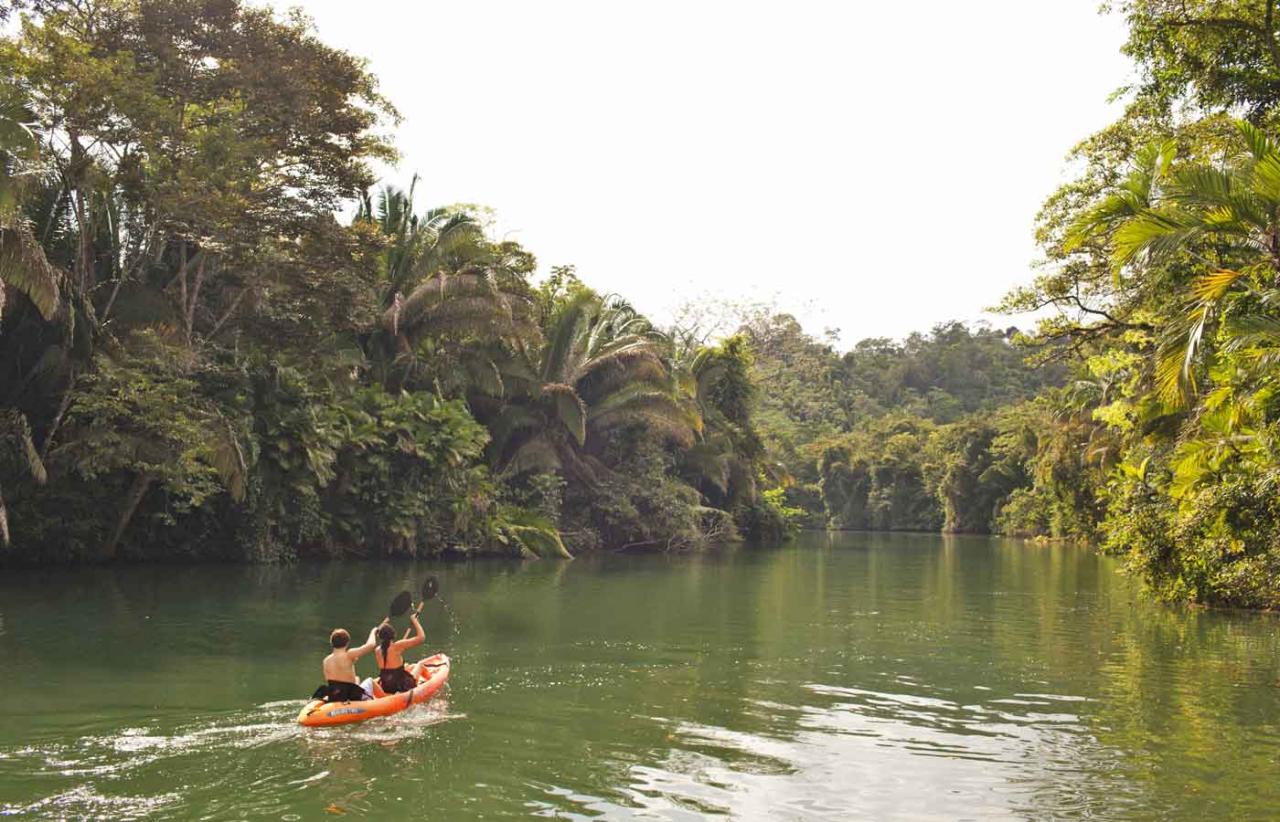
[289,0,1132,348]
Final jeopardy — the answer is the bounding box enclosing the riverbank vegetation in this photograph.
[740,0,1280,610]
[0,0,792,563]
[3,1,1280,610]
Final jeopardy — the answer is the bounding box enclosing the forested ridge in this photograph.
[5,1,1280,610]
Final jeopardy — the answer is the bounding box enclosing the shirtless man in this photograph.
[312,625,378,703]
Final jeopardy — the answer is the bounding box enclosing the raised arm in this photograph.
[394,610,425,650]
[349,624,379,660]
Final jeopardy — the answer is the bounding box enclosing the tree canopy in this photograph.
[0,0,797,563]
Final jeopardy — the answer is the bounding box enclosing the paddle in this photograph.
[416,576,450,668]
[401,576,440,639]
[387,589,412,619]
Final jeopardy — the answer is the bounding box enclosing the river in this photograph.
[1,532,1278,820]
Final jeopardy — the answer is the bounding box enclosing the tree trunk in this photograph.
[39,375,76,460]
[102,472,153,561]
[176,242,189,338]
[0,482,10,547]
[67,134,94,297]
[186,252,207,345]
[208,288,246,339]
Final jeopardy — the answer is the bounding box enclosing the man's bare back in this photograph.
[323,626,378,683]
[323,647,361,683]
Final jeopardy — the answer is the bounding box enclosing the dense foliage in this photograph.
[6,0,1280,611]
[730,1,1280,610]
[724,315,1064,535]
[978,0,1280,608]
[0,0,795,564]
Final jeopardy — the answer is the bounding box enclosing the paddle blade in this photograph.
[422,576,439,601]
[388,590,412,617]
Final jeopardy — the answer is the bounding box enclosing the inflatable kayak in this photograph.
[297,653,451,727]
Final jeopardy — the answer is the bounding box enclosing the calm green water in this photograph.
[1,532,1279,820]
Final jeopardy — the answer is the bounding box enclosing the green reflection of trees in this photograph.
[3,536,1279,819]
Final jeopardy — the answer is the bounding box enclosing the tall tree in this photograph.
[3,0,396,345]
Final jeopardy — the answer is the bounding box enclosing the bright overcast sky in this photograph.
[288,0,1132,348]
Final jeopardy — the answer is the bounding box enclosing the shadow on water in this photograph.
[1,533,1279,819]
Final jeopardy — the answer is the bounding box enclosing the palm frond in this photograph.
[461,352,506,398]
[1169,165,1235,207]
[1237,120,1277,162]
[0,409,46,486]
[0,220,61,321]
[387,270,535,346]
[1171,165,1270,228]
[588,385,700,445]
[1192,267,1249,303]
[593,407,698,447]
[540,290,598,383]
[1111,208,1205,266]
[1150,267,1255,406]
[500,508,572,558]
[209,415,249,502]
[576,351,669,401]
[494,351,540,390]
[1221,314,1280,352]
[1153,315,1200,407]
[542,382,587,446]
[1064,140,1174,251]
[1249,149,1280,205]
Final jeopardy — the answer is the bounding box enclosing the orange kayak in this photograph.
[297,653,451,727]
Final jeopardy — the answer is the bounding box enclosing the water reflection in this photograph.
[1,533,1279,819]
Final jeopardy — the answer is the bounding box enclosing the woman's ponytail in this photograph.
[377,624,395,666]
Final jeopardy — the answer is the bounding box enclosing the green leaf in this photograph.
[0,221,61,321]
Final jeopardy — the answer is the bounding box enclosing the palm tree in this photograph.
[1068,120,1280,503]
[356,176,486,309]
[357,181,540,394]
[1069,121,1280,404]
[487,290,699,481]
[0,86,61,546]
[673,335,765,510]
[0,87,60,324]
[372,263,539,393]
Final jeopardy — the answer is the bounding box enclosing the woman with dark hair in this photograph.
[375,602,425,694]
